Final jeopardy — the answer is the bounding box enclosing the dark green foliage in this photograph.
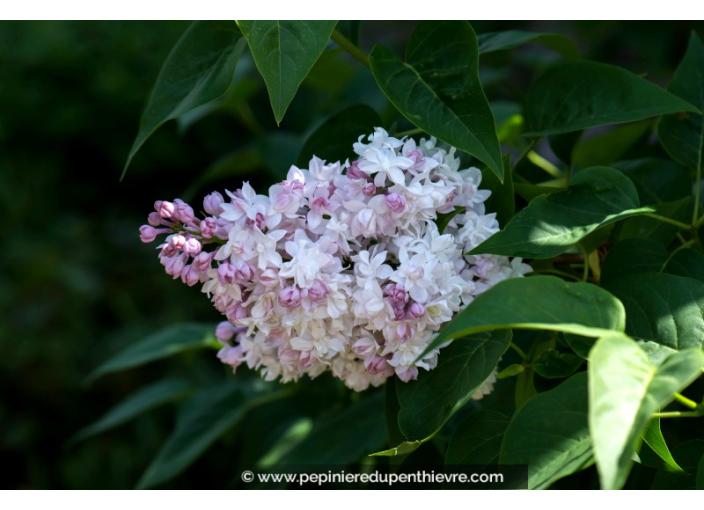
[6,20,704,490]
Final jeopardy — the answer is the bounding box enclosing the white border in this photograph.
[2,3,703,21]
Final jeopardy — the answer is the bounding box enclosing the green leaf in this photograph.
[369,21,504,181]
[618,197,690,245]
[600,238,668,285]
[641,418,683,472]
[532,349,584,379]
[652,440,704,489]
[73,379,191,442]
[446,410,510,465]
[280,392,387,464]
[89,324,217,381]
[604,273,704,350]
[298,104,380,166]
[549,131,582,167]
[512,183,563,202]
[698,453,704,490]
[659,32,704,171]
[237,21,338,124]
[500,372,592,489]
[572,121,652,169]
[525,61,698,137]
[384,381,405,453]
[613,158,691,205]
[476,30,579,59]
[123,21,246,176]
[663,248,704,283]
[396,330,511,442]
[423,276,625,355]
[137,384,248,489]
[481,154,515,226]
[470,166,653,259]
[436,206,465,234]
[588,333,704,490]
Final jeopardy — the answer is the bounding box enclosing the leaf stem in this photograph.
[652,411,702,419]
[331,29,370,68]
[579,245,590,282]
[509,342,529,361]
[673,392,699,410]
[644,213,691,231]
[693,211,704,229]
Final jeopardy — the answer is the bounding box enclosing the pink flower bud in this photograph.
[384,192,406,213]
[393,304,406,321]
[233,262,254,283]
[393,286,408,303]
[200,217,217,238]
[184,237,202,256]
[259,268,279,288]
[217,262,236,285]
[346,160,367,180]
[307,279,330,303]
[299,350,313,368]
[278,286,302,308]
[396,365,419,383]
[217,345,244,368]
[407,149,425,168]
[215,321,237,343]
[225,302,247,323]
[352,337,376,357]
[383,283,397,296]
[366,356,394,377]
[163,253,186,278]
[278,347,299,366]
[173,199,195,223]
[203,191,224,216]
[180,264,200,286]
[311,196,329,214]
[408,302,425,319]
[148,212,162,227]
[192,251,213,272]
[363,183,377,197]
[170,234,186,250]
[139,225,159,243]
[158,201,175,219]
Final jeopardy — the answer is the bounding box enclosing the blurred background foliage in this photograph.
[1,20,703,489]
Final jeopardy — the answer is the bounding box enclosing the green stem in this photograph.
[644,213,691,231]
[331,29,370,68]
[509,342,529,361]
[693,161,702,225]
[693,211,704,229]
[673,392,699,410]
[653,411,702,419]
[579,245,590,283]
[660,239,697,272]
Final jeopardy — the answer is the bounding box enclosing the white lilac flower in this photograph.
[139,129,531,392]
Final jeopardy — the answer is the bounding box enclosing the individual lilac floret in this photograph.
[139,128,532,392]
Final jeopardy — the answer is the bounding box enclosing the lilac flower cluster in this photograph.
[140,129,531,391]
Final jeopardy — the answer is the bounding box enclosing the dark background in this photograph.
[1,20,701,489]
